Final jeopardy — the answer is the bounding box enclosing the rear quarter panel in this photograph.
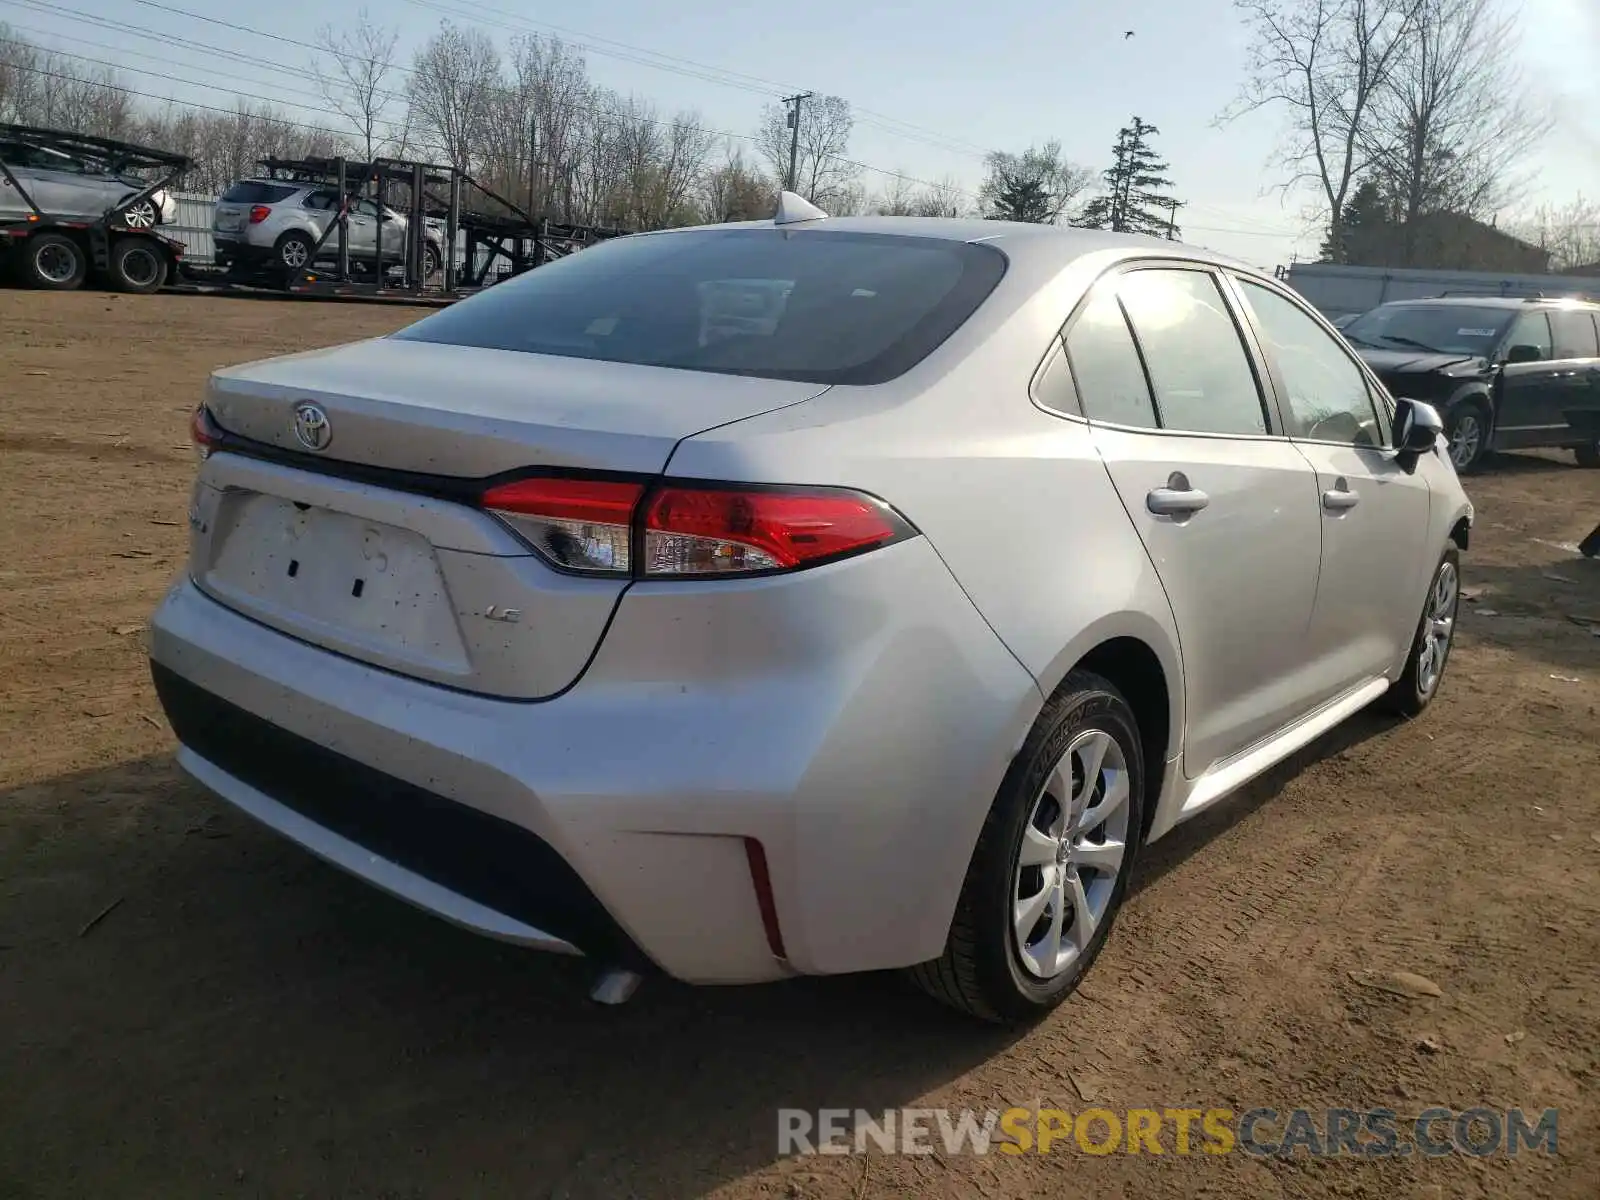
[666,244,1187,767]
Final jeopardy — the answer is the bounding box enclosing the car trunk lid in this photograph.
[191,337,827,698]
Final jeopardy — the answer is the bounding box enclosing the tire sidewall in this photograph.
[28,235,86,290]
[1403,547,1462,710]
[1446,400,1490,473]
[277,234,312,270]
[111,239,166,293]
[976,686,1145,1014]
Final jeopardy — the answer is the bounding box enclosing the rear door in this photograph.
[1544,308,1600,444]
[1067,265,1324,778]
[1230,275,1432,700]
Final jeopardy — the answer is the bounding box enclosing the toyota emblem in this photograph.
[293,401,332,452]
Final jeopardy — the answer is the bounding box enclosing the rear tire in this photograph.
[23,232,87,291]
[1381,547,1461,718]
[275,232,314,277]
[1445,400,1490,473]
[107,237,168,294]
[907,670,1145,1024]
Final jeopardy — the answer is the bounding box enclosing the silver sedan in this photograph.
[149,196,1471,1023]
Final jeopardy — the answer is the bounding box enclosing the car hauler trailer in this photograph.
[193,153,627,300]
[0,124,191,294]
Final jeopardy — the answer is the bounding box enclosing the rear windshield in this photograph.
[392,228,1008,385]
[220,181,299,204]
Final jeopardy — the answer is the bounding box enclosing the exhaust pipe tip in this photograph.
[590,967,643,1006]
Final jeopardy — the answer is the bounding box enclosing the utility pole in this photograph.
[782,92,813,193]
[1166,199,1180,241]
[527,113,540,216]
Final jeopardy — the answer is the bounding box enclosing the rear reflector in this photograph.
[744,837,787,960]
[479,477,911,579]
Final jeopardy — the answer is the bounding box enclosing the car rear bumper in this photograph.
[148,539,1041,984]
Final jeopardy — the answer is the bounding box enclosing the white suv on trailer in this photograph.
[211,179,443,278]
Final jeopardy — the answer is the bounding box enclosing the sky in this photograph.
[5,0,1597,270]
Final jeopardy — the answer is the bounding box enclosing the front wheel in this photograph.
[1445,401,1490,473]
[1382,548,1461,718]
[907,671,1145,1024]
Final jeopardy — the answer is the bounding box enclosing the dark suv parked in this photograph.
[1339,296,1600,471]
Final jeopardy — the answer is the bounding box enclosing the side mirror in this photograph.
[1393,397,1444,458]
[1505,343,1543,364]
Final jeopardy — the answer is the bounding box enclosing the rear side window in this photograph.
[1064,288,1159,428]
[1117,269,1268,436]
[221,181,299,204]
[1549,309,1600,359]
[393,229,1007,386]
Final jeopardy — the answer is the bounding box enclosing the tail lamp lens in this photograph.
[479,478,909,579]
[248,205,271,224]
[190,405,219,460]
[481,478,642,574]
[643,487,902,576]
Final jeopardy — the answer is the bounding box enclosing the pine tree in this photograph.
[1318,178,1392,263]
[1074,117,1183,238]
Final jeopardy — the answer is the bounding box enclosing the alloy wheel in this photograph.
[1448,412,1482,469]
[121,200,157,229]
[1415,559,1458,698]
[280,240,309,269]
[1011,728,1131,980]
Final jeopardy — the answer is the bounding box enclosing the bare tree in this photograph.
[1508,194,1600,272]
[978,142,1094,223]
[1224,0,1420,261]
[312,9,402,162]
[1361,0,1549,240]
[754,94,859,206]
[700,143,772,222]
[911,175,970,218]
[407,21,500,171]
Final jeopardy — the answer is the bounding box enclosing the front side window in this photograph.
[394,229,1008,386]
[1116,268,1268,436]
[1503,311,1553,360]
[1342,304,1513,357]
[1238,280,1382,446]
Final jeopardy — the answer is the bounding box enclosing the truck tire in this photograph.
[24,233,87,291]
[107,237,169,294]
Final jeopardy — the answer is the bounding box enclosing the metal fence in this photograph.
[167,191,217,264]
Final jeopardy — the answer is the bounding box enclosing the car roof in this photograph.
[1375,296,1600,311]
[640,214,1263,276]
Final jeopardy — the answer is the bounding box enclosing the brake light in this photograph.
[190,405,220,460]
[248,205,271,224]
[643,486,903,575]
[478,477,911,578]
[480,477,642,574]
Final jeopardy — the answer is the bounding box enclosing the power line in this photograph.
[2,9,1308,242]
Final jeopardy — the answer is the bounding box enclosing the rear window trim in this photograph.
[391,228,1009,387]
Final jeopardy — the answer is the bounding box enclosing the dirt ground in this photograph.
[1,290,1597,1200]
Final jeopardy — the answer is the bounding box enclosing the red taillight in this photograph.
[248,205,271,224]
[643,486,903,576]
[478,477,910,579]
[190,405,220,460]
[480,477,643,574]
